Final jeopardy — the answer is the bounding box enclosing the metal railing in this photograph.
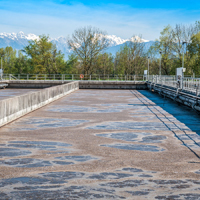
[1,74,147,82]
[148,75,200,96]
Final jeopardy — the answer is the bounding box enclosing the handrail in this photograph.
[3,74,147,82]
[147,75,200,97]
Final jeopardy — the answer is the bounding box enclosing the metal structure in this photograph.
[0,57,3,80]
[159,51,162,77]
[1,73,200,96]
[1,74,146,82]
[148,75,200,96]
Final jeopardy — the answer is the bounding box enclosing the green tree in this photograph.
[23,35,65,74]
[14,51,30,74]
[65,54,79,74]
[2,47,17,74]
[148,25,175,75]
[93,53,114,75]
[68,26,110,75]
[187,32,200,75]
[114,36,146,76]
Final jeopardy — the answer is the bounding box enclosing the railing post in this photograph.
[54,74,55,80]
[72,74,74,81]
[90,75,91,81]
[27,74,29,80]
[196,85,198,97]
[134,75,136,82]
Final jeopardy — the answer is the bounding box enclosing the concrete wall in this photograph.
[79,81,147,89]
[7,80,147,89]
[0,81,79,127]
[8,80,72,88]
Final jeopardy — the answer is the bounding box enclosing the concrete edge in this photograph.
[0,81,79,127]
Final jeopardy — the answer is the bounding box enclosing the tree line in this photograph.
[0,22,200,76]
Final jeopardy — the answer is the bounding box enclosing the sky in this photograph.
[0,0,200,40]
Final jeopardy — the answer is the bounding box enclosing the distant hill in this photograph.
[0,32,154,59]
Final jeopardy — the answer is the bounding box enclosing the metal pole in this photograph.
[1,57,2,80]
[182,42,186,90]
[159,52,162,77]
[148,59,149,81]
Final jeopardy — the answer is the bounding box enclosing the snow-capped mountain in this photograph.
[0,31,39,41]
[0,32,39,50]
[0,32,152,58]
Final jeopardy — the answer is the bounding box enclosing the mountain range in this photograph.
[0,32,154,59]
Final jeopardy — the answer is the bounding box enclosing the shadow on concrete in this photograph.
[132,90,200,159]
[137,90,200,135]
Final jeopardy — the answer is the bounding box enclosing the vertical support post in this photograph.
[0,57,2,80]
[90,75,91,81]
[54,74,55,80]
[27,74,29,80]
[159,51,162,78]
[148,57,150,81]
[182,42,187,90]
[196,85,198,97]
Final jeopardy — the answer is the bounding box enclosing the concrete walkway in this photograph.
[0,89,200,199]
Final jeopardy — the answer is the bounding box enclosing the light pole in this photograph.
[1,56,3,80]
[182,42,187,89]
[182,42,187,69]
[148,56,150,81]
[159,51,162,77]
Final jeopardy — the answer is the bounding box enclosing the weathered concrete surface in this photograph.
[0,88,41,100]
[79,81,147,89]
[8,80,72,88]
[7,80,147,89]
[0,89,200,199]
[0,81,79,127]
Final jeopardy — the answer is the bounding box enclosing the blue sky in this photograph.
[0,0,200,40]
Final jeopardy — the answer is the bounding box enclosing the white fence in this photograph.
[1,74,147,82]
[148,75,200,95]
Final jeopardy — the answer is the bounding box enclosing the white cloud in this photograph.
[0,1,199,40]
